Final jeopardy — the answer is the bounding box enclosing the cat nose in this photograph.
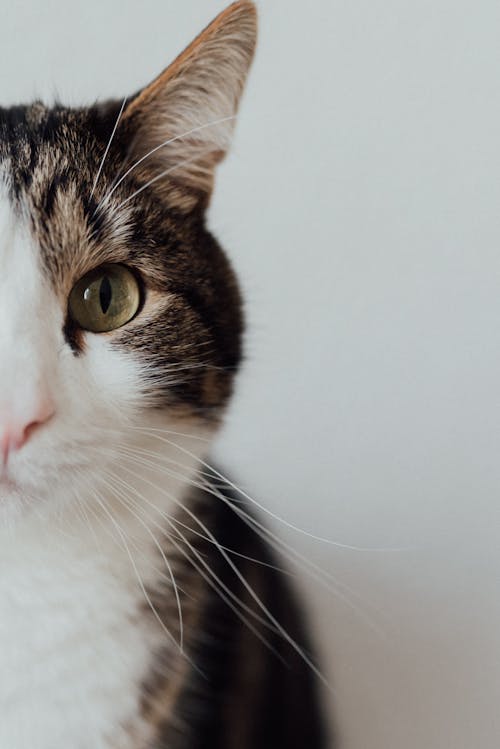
[0,399,55,465]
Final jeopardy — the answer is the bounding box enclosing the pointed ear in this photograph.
[120,1,257,211]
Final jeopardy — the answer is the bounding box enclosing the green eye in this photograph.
[68,264,141,333]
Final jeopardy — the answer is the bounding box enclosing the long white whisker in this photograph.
[143,450,389,638]
[198,475,393,639]
[115,443,239,497]
[83,441,391,638]
[114,445,298,576]
[95,115,235,214]
[105,468,284,657]
[103,444,355,587]
[98,472,185,653]
[87,483,184,657]
[110,459,331,689]
[107,466,282,636]
[140,431,406,553]
[112,153,209,213]
[84,487,189,596]
[90,97,127,199]
[72,476,103,553]
[104,443,391,638]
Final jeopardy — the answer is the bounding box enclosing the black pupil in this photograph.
[99,276,113,314]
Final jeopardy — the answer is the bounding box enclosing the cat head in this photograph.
[0,1,257,523]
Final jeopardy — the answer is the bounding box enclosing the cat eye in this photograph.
[68,264,141,333]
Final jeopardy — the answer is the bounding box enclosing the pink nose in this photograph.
[1,401,55,465]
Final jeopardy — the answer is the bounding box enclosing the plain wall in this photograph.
[1,1,499,747]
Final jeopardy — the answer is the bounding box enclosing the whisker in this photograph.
[90,97,127,199]
[129,426,211,443]
[82,439,393,638]
[116,444,225,487]
[109,459,332,689]
[120,447,391,639]
[72,475,103,553]
[94,115,236,214]
[114,445,297,576]
[97,472,185,653]
[140,430,407,553]
[199,475,393,639]
[87,483,185,658]
[83,487,190,596]
[107,466,282,635]
[111,153,211,213]
[105,468,284,659]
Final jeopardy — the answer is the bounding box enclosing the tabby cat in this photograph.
[0,2,327,746]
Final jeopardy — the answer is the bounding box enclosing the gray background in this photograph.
[1,1,499,746]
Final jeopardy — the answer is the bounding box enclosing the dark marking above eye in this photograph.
[99,276,112,314]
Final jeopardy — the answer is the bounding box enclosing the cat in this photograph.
[0,2,328,747]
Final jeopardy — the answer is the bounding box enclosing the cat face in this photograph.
[0,1,257,523]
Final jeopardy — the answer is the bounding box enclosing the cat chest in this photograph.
[0,548,158,749]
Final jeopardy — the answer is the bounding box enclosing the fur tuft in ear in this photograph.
[121,1,257,210]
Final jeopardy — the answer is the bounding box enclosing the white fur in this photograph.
[0,183,211,748]
[0,519,156,748]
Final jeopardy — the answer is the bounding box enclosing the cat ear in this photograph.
[120,1,257,211]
